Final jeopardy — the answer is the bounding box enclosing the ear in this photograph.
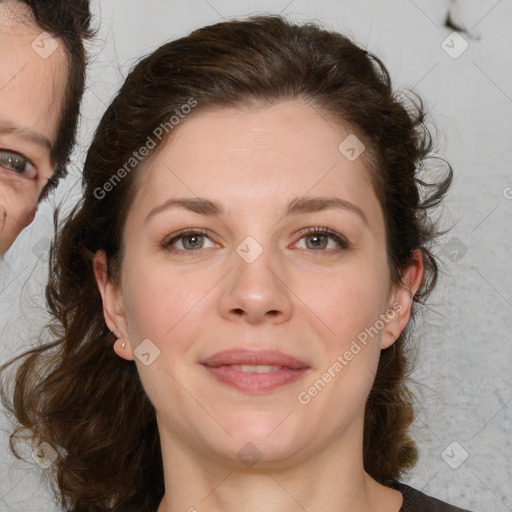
[93,250,134,361]
[380,249,424,350]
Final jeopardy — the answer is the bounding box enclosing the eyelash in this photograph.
[0,149,38,179]
[162,227,350,254]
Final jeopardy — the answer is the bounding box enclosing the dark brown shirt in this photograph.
[392,482,474,512]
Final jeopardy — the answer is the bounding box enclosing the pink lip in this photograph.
[200,349,310,393]
[200,349,309,369]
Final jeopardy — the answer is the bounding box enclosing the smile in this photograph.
[228,364,282,373]
[202,364,309,393]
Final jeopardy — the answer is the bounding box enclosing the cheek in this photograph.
[121,256,214,348]
[296,258,390,343]
[120,260,215,413]
[294,267,387,422]
[0,187,37,253]
[0,182,38,227]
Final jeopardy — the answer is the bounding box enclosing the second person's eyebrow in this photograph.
[0,122,52,151]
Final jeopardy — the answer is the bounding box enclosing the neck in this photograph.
[155,424,403,512]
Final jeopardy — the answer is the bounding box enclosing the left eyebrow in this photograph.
[0,122,52,151]
[284,196,369,226]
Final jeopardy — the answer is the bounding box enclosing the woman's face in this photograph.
[0,1,67,255]
[98,100,422,468]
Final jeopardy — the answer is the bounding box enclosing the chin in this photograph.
[213,411,307,459]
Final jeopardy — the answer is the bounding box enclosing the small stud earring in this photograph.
[121,341,126,348]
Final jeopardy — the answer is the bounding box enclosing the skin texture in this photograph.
[0,0,67,255]
[95,100,423,512]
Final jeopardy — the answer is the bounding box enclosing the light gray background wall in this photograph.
[1,0,511,510]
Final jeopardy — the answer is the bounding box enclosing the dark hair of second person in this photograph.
[18,0,94,193]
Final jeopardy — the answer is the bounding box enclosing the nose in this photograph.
[217,243,294,325]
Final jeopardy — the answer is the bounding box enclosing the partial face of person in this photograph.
[97,100,422,468]
[0,1,67,255]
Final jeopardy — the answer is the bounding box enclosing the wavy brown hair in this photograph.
[0,14,453,512]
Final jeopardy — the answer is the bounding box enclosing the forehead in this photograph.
[132,101,383,231]
[0,1,68,149]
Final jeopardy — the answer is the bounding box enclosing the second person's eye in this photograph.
[0,150,38,179]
